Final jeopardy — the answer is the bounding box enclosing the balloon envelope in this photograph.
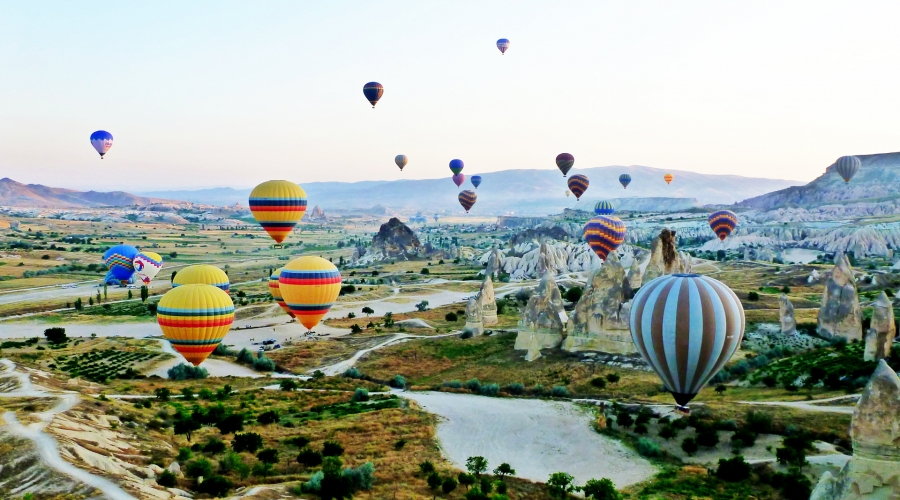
[173,264,230,291]
[449,159,465,175]
[249,180,307,244]
[269,268,294,319]
[497,38,510,54]
[458,190,477,212]
[708,210,738,241]
[279,256,342,331]
[470,175,482,188]
[584,215,625,260]
[565,190,571,197]
[556,153,574,177]
[834,156,861,183]
[363,82,383,107]
[594,201,615,215]
[630,273,745,410]
[133,251,163,285]
[664,173,674,185]
[395,155,408,171]
[452,173,465,187]
[158,284,234,366]
[567,174,589,200]
[103,245,138,282]
[90,130,113,158]
[619,174,632,189]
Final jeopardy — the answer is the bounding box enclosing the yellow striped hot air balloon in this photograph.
[249,180,307,244]
[157,284,235,366]
[664,173,674,185]
[279,256,342,331]
[173,264,230,291]
[269,267,294,319]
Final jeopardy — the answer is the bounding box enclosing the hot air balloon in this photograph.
[279,256,342,331]
[708,210,738,241]
[619,174,632,189]
[103,245,138,284]
[583,215,626,260]
[449,159,464,175]
[565,190,571,197]
[363,82,383,108]
[594,201,615,215]
[249,180,307,245]
[133,252,163,285]
[664,173,674,185]
[630,273,745,412]
[458,190,477,212]
[269,268,294,319]
[452,173,465,187]
[157,284,235,366]
[497,38,510,55]
[173,264,230,291]
[834,156,861,183]
[567,174,589,200]
[556,153,574,177]
[395,155,408,171]
[90,130,113,159]
[471,175,482,188]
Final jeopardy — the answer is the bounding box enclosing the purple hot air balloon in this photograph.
[497,38,510,55]
[452,173,465,187]
[363,82,383,108]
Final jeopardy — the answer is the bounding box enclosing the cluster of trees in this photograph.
[234,347,275,372]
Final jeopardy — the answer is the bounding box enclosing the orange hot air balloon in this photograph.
[279,256,342,331]
[157,284,235,366]
[664,173,674,184]
[249,180,307,244]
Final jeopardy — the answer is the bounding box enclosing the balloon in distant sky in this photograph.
[249,180,307,244]
[497,38,510,54]
[363,82,383,108]
[279,256,342,331]
[133,251,163,285]
[458,190,477,212]
[664,173,674,185]
[269,268,294,319]
[556,153,574,177]
[90,130,113,159]
[470,175,482,188]
[834,155,861,183]
[708,210,738,241]
[565,190,571,197]
[103,244,138,283]
[619,174,632,189]
[583,215,626,261]
[452,173,465,187]
[594,201,615,215]
[158,284,234,366]
[173,264,230,291]
[395,155,408,171]
[567,174,589,200]
[630,273,745,412]
[449,159,464,175]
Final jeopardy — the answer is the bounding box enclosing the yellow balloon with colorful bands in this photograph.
[157,284,235,366]
[279,256,342,331]
[249,180,307,244]
[269,267,294,319]
[173,264,230,291]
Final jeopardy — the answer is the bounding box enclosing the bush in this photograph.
[634,424,648,435]
[231,432,263,453]
[551,386,570,398]
[257,448,279,464]
[748,291,760,301]
[443,380,463,389]
[505,382,525,395]
[213,344,234,356]
[343,367,361,379]
[590,377,607,389]
[681,437,698,456]
[185,458,213,479]
[731,429,757,449]
[322,440,344,457]
[157,469,176,487]
[297,447,323,467]
[564,286,583,303]
[465,378,482,393]
[177,447,193,461]
[716,456,751,482]
[252,355,275,372]
[390,374,406,389]
[658,425,678,440]
[344,461,376,491]
[480,383,500,397]
[167,363,208,380]
[352,388,369,402]
[606,373,620,384]
[746,410,773,433]
[197,475,232,497]
[284,436,310,448]
[460,329,474,339]
[44,327,67,344]
[202,438,226,454]
[279,379,298,391]
[236,348,255,364]
[257,410,278,425]
[637,438,660,457]
[445,312,459,322]
[696,429,719,448]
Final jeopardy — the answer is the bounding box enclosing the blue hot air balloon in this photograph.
[363,82,383,108]
[619,174,632,189]
[594,201,615,215]
[90,130,114,158]
[449,159,464,175]
[497,38,510,55]
[103,244,138,283]
[471,175,482,189]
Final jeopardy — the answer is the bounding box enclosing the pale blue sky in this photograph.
[2,1,899,191]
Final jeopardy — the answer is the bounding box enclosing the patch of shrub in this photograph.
[480,383,499,397]
[716,456,750,482]
[167,363,208,380]
[551,386,570,398]
[465,378,482,393]
[352,388,369,402]
[505,382,524,395]
[445,312,458,322]
[343,367,361,378]
[637,438,660,457]
[390,374,406,389]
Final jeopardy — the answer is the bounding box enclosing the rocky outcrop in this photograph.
[478,240,601,280]
[808,269,822,283]
[563,253,636,354]
[811,360,900,500]
[643,229,686,282]
[779,294,797,336]
[479,275,498,326]
[627,254,645,289]
[485,248,503,278]
[865,292,895,361]
[372,217,421,259]
[464,296,484,336]
[817,252,863,341]
[515,271,567,360]
[308,205,326,221]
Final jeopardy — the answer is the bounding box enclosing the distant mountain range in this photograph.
[0,178,171,208]
[140,165,802,215]
[737,152,900,210]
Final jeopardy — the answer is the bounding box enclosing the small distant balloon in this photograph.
[497,38,510,55]
[395,155,408,171]
[363,82,383,108]
[90,130,113,159]
[619,174,632,189]
[556,153,574,177]
[594,201,615,215]
[834,156,861,183]
[449,159,464,175]
[452,173,465,187]
[458,190,477,212]
[664,173,674,185]
[567,174,589,200]
[708,210,738,241]
[565,190,571,197]
[470,175,482,188]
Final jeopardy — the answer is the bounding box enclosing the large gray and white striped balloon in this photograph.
[629,273,745,409]
[834,155,861,183]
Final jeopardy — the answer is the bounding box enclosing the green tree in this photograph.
[74,297,82,310]
[216,413,244,435]
[103,284,108,299]
[256,410,278,425]
[156,470,177,487]
[466,456,488,476]
[442,477,458,496]
[416,300,429,311]
[127,289,133,300]
[493,463,515,479]
[606,373,620,384]
[43,327,67,344]
[419,460,436,475]
[296,447,323,467]
[547,472,576,499]
[140,285,149,302]
[581,478,620,500]
[427,472,442,494]
[231,432,263,453]
[257,448,279,464]
[181,387,194,401]
[715,384,727,395]
[318,456,353,500]
[279,379,298,391]
[458,472,475,490]
[564,286,583,303]
[155,387,171,402]
[174,413,201,442]
[322,440,344,457]
[185,458,213,479]
[362,306,374,316]
[681,437,699,456]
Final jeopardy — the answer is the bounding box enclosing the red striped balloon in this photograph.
[567,174,589,200]
[583,215,626,261]
[708,210,738,241]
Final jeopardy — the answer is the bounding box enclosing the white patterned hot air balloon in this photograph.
[133,252,163,285]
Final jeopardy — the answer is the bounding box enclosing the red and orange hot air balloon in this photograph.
[249,180,307,245]
[279,256,342,331]
[157,284,235,366]
[664,173,674,184]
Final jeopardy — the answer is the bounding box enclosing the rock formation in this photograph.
[563,253,637,354]
[817,252,863,341]
[537,241,554,275]
[865,291,895,361]
[810,360,900,500]
[464,296,484,336]
[479,275,498,326]
[643,229,686,282]
[515,270,567,360]
[808,269,821,284]
[485,248,503,278]
[308,205,326,221]
[680,251,692,273]
[627,254,645,289]
[779,294,797,336]
[478,240,601,280]
[370,217,422,260]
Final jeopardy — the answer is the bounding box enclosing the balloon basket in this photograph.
[273,244,283,249]
[674,405,690,416]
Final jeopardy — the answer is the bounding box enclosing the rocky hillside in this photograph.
[0,178,171,208]
[738,152,900,209]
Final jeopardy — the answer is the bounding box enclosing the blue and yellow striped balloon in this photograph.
[708,210,738,241]
[567,174,589,200]
[269,267,294,319]
[279,256,342,331]
[173,264,230,291]
[249,180,307,244]
[594,200,615,215]
[584,215,626,261]
[157,284,235,366]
